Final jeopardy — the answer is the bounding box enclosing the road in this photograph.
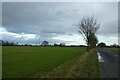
[97,48,118,78]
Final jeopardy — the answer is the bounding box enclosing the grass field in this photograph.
[3,46,86,78]
[104,47,120,52]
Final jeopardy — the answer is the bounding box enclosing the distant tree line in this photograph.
[97,42,120,48]
[1,40,119,48]
[53,43,65,47]
[0,40,35,46]
[0,40,18,46]
[0,40,86,47]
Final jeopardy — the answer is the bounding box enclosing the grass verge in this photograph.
[66,49,100,78]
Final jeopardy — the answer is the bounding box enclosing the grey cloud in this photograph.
[2,2,118,45]
[3,2,76,35]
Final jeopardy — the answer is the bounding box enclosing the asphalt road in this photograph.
[97,48,118,78]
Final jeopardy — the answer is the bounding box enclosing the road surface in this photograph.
[97,48,118,78]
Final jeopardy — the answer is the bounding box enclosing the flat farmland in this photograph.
[2,46,86,78]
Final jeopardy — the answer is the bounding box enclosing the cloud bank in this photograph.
[1,2,118,45]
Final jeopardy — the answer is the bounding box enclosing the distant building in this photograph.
[41,41,49,46]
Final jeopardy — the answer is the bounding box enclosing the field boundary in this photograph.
[42,51,85,78]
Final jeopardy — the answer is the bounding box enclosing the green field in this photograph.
[3,46,86,78]
[104,47,120,53]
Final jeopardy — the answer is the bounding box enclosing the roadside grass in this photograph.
[2,46,86,78]
[104,47,120,53]
[65,49,100,78]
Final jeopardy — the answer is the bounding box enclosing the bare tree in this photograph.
[78,17,100,51]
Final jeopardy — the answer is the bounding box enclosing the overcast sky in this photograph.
[0,2,118,45]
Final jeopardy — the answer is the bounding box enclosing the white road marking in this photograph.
[97,52,104,62]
